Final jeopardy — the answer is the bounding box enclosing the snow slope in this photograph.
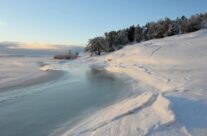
[58,30,207,136]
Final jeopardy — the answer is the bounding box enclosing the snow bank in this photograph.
[88,30,207,93]
[60,30,207,136]
[62,92,175,136]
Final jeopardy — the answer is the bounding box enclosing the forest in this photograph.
[85,12,207,55]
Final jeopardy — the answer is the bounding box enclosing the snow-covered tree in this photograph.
[134,25,143,42]
[86,37,106,56]
[85,12,207,55]
[167,22,180,36]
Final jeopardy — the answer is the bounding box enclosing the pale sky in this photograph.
[0,0,206,46]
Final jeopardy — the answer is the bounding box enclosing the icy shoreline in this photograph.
[0,57,64,92]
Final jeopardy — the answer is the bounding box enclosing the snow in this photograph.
[62,92,174,136]
[60,30,207,136]
[0,57,61,91]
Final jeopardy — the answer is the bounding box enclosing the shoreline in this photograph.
[0,62,132,136]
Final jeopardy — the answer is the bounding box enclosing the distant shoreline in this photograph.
[0,57,65,92]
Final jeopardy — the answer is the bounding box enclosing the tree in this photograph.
[105,31,117,52]
[188,14,202,32]
[201,13,207,29]
[116,29,128,49]
[176,16,188,33]
[86,37,106,56]
[85,12,207,56]
[145,22,157,39]
[201,19,207,29]
[155,20,165,38]
[167,22,180,36]
[142,26,149,41]
[127,25,135,42]
[134,25,143,42]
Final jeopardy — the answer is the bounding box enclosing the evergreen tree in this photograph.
[116,29,128,48]
[105,31,117,52]
[85,12,207,56]
[127,25,135,42]
[167,22,180,36]
[134,25,143,42]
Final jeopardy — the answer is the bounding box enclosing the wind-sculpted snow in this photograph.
[62,92,175,136]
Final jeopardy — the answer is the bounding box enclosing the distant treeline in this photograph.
[85,12,207,56]
[54,50,79,60]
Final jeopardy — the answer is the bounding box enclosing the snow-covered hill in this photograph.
[61,30,207,136]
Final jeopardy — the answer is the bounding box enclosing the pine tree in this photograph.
[85,12,207,55]
[134,25,143,42]
[127,25,135,42]
[167,22,179,36]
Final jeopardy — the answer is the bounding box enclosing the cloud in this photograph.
[9,43,59,50]
[0,41,65,51]
[0,41,84,56]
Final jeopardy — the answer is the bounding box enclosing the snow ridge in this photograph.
[62,92,175,136]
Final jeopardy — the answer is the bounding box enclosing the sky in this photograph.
[0,0,206,46]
